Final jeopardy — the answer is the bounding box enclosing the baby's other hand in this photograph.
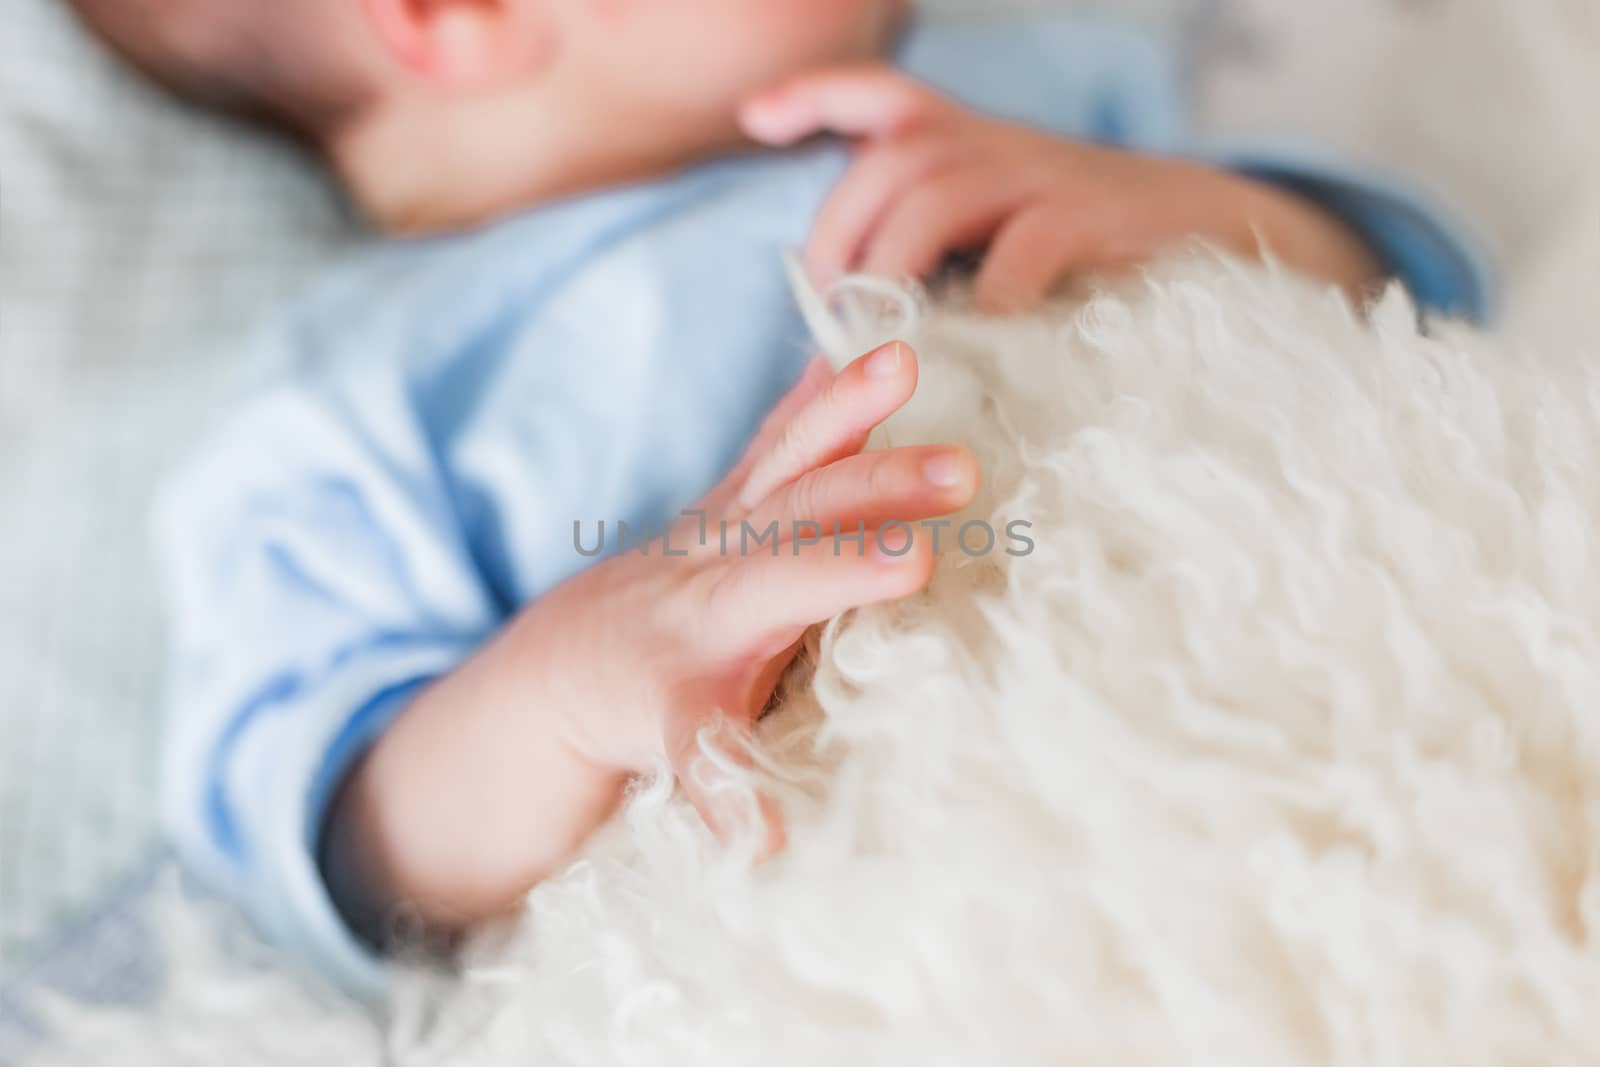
[741,66,1382,313]
[559,341,977,854]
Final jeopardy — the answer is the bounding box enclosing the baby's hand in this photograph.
[328,342,977,938]
[559,340,977,848]
[741,67,1382,312]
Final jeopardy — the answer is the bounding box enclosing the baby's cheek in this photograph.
[584,0,633,28]
[747,0,896,66]
[623,0,896,112]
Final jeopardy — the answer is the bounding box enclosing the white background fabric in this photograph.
[0,0,358,962]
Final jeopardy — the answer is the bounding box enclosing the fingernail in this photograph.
[923,452,964,488]
[865,342,903,379]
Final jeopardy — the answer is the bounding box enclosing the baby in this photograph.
[69,0,1491,997]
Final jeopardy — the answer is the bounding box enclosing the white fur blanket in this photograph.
[34,257,1600,1064]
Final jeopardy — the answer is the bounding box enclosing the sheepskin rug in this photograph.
[35,256,1600,1065]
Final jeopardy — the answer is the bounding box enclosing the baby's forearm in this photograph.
[322,593,628,944]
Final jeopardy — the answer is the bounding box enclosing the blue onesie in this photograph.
[154,14,1493,996]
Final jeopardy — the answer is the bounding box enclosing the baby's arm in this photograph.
[743,68,1487,320]
[320,341,976,943]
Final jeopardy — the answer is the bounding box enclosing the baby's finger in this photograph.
[663,707,786,860]
[741,444,979,537]
[740,64,949,146]
[975,203,1106,313]
[707,523,936,641]
[806,135,959,281]
[733,341,918,514]
[860,167,1028,281]
[700,357,834,517]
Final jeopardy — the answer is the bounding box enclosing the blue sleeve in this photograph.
[153,319,500,998]
[1223,147,1497,323]
[148,162,822,996]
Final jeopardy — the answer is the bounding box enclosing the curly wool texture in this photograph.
[36,256,1600,1065]
[405,257,1600,1065]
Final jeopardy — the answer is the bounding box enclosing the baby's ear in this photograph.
[360,0,556,87]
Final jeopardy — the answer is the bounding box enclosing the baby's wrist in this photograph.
[1223,169,1385,296]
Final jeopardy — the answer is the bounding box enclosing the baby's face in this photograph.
[582,0,909,123]
[319,0,915,228]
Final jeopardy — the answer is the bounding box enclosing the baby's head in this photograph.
[70,0,907,230]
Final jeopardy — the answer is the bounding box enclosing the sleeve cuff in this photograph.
[1211,141,1498,324]
[166,640,474,1000]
